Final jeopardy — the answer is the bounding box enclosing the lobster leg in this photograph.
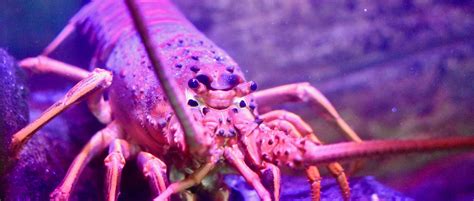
[305,166,322,201]
[224,147,271,201]
[50,122,122,200]
[18,56,112,123]
[263,112,351,201]
[265,119,326,200]
[259,162,281,201]
[327,163,350,200]
[10,68,113,156]
[261,110,321,142]
[19,56,89,81]
[104,139,131,201]
[253,82,362,142]
[153,161,215,201]
[137,152,169,199]
[87,90,112,124]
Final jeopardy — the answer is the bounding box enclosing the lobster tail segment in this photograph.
[302,136,474,165]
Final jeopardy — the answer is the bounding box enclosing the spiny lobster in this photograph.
[9,0,474,200]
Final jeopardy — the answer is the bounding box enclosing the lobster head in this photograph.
[185,70,258,137]
[184,73,317,169]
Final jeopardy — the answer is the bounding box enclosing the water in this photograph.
[1,1,474,200]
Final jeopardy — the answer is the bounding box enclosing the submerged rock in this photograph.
[0,48,29,190]
[225,174,412,201]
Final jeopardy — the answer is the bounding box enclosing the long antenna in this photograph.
[305,137,474,164]
[124,0,210,155]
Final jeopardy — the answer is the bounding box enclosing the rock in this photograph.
[0,50,103,200]
[224,174,413,201]
[0,48,29,186]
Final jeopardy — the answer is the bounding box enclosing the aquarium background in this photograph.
[1,0,474,200]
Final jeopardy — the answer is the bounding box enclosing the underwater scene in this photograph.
[1,0,474,200]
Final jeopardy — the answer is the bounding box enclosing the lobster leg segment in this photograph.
[18,55,112,123]
[305,166,322,201]
[224,147,271,201]
[19,56,89,81]
[253,82,362,142]
[262,110,323,143]
[153,161,216,201]
[10,68,113,157]
[264,115,351,200]
[104,139,131,201]
[50,122,122,200]
[261,110,313,136]
[137,152,169,198]
[87,90,112,124]
[260,163,281,201]
[327,163,350,201]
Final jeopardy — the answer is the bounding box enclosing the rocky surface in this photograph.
[225,175,412,201]
[0,49,29,197]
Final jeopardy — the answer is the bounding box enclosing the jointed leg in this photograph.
[18,26,113,124]
[50,122,122,200]
[104,139,131,201]
[11,69,113,156]
[19,56,112,124]
[87,89,112,124]
[263,111,351,200]
[253,82,362,142]
[153,162,215,201]
[19,56,89,81]
[259,162,281,201]
[264,119,325,201]
[327,163,350,201]
[224,147,271,201]
[305,166,322,201]
[18,19,89,80]
[137,152,169,198]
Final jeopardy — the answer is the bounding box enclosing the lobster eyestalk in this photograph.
[302,136,474,165]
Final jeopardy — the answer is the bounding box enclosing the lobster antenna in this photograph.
[124,0,209,154]
[305,136,474,164]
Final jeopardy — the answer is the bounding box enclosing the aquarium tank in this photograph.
[1,0,473,200]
